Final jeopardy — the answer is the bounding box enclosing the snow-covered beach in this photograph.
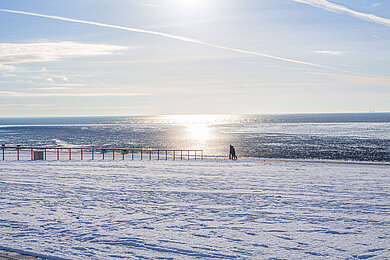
[0,159,389,259]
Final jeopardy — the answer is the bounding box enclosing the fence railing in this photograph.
[1,145,203,161]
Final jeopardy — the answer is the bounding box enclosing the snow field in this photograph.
[0,159,389,259]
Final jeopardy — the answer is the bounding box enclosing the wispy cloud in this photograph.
[51,83,85,87]
[371,3,381,8]
[294,0,390,27]
[302,70,390,86]
[0,103,54,107]
[34,87,75,90]
[313,50,343,55]
[0,64,17,71]
[54,75,68,81]
[33,83,86,90]
[30,74,70,82]
[0,41,129,64]
[0,9,330,69]
[0,91,145,97]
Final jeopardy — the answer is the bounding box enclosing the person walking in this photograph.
[229,145,238,160]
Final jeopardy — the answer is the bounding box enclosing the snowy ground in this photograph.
[0,159,389,259]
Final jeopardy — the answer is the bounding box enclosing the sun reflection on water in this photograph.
[186,123,211,142]
[120,114,241,153]
[159,114,237,143]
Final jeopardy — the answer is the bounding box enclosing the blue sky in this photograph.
[0,0,389,116]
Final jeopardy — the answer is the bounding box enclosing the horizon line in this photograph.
[0,111,388,119]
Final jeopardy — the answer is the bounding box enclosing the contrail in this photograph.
[0,8,330,69]
[294,0,390,28]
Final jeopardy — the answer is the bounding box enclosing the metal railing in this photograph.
[1,145,203,161]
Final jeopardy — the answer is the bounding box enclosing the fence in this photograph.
[1,145,203,161]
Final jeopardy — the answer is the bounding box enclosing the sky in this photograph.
[0,0,389,117]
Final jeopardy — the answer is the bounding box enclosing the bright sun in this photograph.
[175,0,208,7]
[169,0,215,13]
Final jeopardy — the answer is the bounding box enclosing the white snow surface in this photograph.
[0,159,389,259]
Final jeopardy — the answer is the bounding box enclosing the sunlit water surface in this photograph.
[0,113,390,162]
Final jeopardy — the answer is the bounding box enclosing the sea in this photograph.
[0,113,390,162]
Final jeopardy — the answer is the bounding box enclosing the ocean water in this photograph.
[0,113,390,162]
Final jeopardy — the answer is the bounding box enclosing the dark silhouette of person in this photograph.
[229,145,238,160]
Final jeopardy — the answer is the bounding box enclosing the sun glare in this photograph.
[159,115,230,142]
[172,0,210,8]
[167,0,216,15]
[187,123,211,142]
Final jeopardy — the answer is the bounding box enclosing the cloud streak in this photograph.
[0,64,17,71]
[0,91,144,97]
[313,50,343,55]
[0,8,330,69]
[294,0,390,27]
[0,41,128,64]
